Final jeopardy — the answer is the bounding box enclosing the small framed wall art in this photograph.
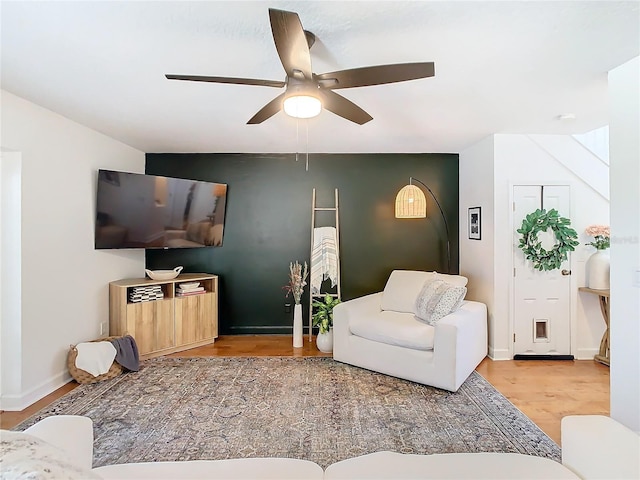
[468,207,481,240]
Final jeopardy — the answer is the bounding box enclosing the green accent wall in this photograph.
[146,153,459,334]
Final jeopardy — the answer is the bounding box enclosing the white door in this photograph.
[513,185,572,356]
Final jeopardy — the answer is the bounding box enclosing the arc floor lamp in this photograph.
[395,177,451,274]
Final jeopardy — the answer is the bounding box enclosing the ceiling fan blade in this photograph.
[166,74,285,88]
[247,93,285,124]
[269,8,312,80]
[318,90,373,125]
[316,62,435,89]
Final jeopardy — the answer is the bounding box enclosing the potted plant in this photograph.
[312,293,340,353]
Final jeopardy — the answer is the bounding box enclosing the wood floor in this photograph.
[0,335,610,445]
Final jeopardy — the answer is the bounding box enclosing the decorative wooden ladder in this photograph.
[309,188,341,342]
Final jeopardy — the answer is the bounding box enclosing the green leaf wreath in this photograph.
[517,208,579,271]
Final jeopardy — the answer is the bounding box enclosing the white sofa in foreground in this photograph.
[3,415,638,479]
[333,270,488,392]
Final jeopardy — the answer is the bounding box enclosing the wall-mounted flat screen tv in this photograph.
[95,169,227,249]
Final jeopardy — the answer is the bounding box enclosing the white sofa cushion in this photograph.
[95,458,324,479]
[381,270,468,313]
[349,310,435,351]
[324,451,579,479]
[415,278,467,324]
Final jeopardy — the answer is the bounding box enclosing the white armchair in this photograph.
[333,270,488,392]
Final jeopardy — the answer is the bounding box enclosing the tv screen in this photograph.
[95,169,227,249]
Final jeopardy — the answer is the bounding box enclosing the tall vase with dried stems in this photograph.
[283,261,308,349]
[293,304,303,348]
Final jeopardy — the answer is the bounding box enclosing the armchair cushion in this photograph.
[381,270,467,313]
[349,310,436,351]
[415,278,467,325]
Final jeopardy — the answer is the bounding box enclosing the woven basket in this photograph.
[68,336,124,384]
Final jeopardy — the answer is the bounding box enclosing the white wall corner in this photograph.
[1,90,145,409]
[459,135,496,356]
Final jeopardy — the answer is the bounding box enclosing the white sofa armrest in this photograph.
[24,415,94,470]
[433,300,488,390]
[561,415,640,480]
[333,293,383,356]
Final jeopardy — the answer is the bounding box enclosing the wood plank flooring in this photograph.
[476,357,609,443]
[1,335,610,445]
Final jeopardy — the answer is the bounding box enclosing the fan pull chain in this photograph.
[306,121,309,172]
[295,119,300,163]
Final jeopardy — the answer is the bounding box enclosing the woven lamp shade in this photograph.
[395,184,427,218]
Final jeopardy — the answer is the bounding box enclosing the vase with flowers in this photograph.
[283,261,308,348]
[585,225,610,289]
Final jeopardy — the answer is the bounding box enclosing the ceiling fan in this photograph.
[166,8,435,125]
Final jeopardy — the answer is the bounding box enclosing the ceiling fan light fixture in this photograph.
[283,94,322,119]
[166,9,435,125]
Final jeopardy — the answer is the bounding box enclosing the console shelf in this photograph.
[109,273,218,359]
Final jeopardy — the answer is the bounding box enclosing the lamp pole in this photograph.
[411,177,451,274]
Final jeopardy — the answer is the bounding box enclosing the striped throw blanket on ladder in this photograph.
[310,226,338,294]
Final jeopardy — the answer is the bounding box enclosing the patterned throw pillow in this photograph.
[414,278,467,325]
[0,430,100,479]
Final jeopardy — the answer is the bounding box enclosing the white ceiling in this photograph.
[1,1,638,154]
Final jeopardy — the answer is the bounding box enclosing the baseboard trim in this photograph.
[226,325,291,334]
[488,348,511,361]
[225,326,317,335]
[575,348,599,360]
[513,354,575,360]
[0,371,72,412]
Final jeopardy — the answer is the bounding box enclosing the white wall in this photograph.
[608,56,640,431]
[460,134,609,360]
[0,90,145,410]
[0,151,22,400]
[459,136,498,355]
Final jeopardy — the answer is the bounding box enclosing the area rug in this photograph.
[15,357,560,468]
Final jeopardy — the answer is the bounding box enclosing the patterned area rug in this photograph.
[15,357,560,468]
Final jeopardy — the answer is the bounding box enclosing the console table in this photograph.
[578,287,610,366]
[109,274,218,359]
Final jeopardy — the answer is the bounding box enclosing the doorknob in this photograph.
[561,269,571,276]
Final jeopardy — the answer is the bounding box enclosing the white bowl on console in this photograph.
[145,266,183,280]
